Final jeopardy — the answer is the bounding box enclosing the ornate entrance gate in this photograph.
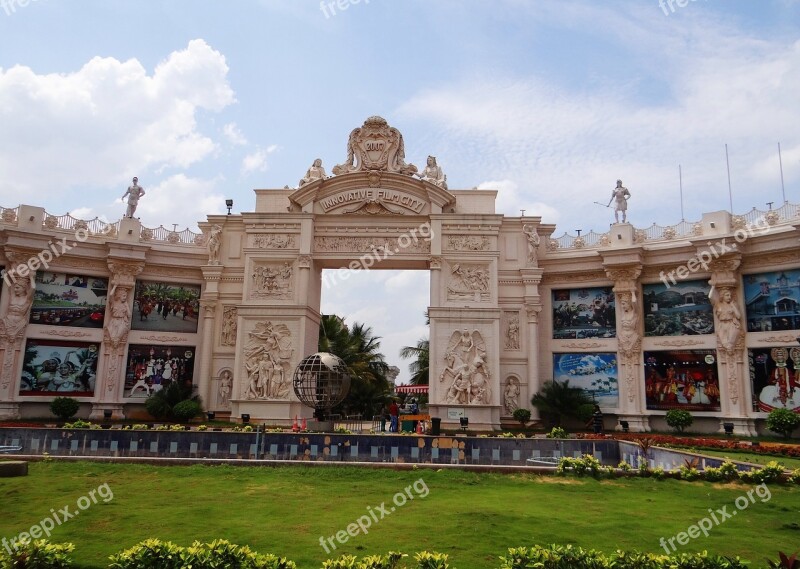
[200,116,548,430]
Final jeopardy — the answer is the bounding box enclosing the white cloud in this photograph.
[0,39,235,204]
[223,122,247,146]
[241,144,279,175]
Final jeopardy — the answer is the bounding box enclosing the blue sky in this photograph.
[1,0,798,382]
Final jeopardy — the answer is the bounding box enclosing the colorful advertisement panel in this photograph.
[20,340,99,396]
[131,281,201,334]
[124,344,196,398]
[743,269,800,332]
[552,287,616,339]
[30,271,108,328]
[553,353,619,409]
[643,280,714,337]
[643,350,721,412]
[748,347,800,413]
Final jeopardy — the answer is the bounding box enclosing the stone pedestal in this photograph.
[616,414,651,433]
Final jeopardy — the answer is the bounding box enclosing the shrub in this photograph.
[739,460,786,484]
[546,426,568,439]
[109,538,295,569]
[145,382,202,422]
[63,419,93,429]
[679,464,701,481]
[789,469,800,485]
[512,408,531,426]
[766,408,800,439]
[618,460,632,472]
[499,545,749,569]
[557,454,603,477]
[0,539,75,568]
[49,397,80,421]
[665,409,693,433]
[414,552,450,569]
[172,400,202,423]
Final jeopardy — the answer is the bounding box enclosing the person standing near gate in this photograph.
[388,400,400,433]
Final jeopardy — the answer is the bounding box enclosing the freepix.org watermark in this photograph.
[318,478,429,554]
[0,226,95,288]
[321,222,433,289]
[658,217,769,288]
[319,0,369,19]
[1,482,114,554]
[1,0,39,16]
[659,482,771,554]
[659,0,706,17]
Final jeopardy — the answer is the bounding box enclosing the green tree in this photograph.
[319,315,391,417]
[766,408,800,439]
[530,380,593,427]
[665,409,693,433]
[400,338,429,385]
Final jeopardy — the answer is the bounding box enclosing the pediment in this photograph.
[288,171,455,216]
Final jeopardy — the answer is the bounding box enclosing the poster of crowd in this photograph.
[131,281,201,334]
[551,287,616,339]
[19,339,99,396]
[748,347,800,413]
[29,271,108,328]
[123,344,196,398]
[552,352,619,409]
[743,269,800,332]
[643,350,721,412]
[643,281,714,337]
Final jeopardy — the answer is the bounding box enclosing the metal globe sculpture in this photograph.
[292,352,351,420]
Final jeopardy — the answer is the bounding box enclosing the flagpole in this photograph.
[778,142,786,203]
[725,144,733,212]
[679,164,684,220]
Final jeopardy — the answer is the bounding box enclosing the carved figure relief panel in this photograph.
[504,311,520,350]
[439,329,491,405]
[446,262,491,302]
[242,321,294,401]
[249,262,294,300]
[221,306,237,347]
[250,234,296,249]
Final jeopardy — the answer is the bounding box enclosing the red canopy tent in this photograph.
[394,385,429,394]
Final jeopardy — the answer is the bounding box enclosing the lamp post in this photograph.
[225,199,233,215]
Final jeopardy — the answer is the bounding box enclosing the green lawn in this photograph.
[1,462,799,568]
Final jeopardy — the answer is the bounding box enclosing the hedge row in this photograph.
[558,454,800,484]
[0,539,789,569]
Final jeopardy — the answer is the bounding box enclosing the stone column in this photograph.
[605,264,649,432]
[708,256,755,435]
[0,249,38,419]
[90,259,143,420]
[198,264,223,410]
[520,267,543,421]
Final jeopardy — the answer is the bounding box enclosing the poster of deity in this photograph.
[29,271,108,328]
[20,340,99,396]
[643,280,714,337]
[131,281,201,333]
[123,344,196,398]
[743,269,800,332]
[552,287,616,339]
[553,353,619,408]
[643,350,721,412]
[748,347,800,413]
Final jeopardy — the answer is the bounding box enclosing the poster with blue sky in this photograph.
[553,353,618,409]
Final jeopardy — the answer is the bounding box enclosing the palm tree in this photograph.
[531,379,593,427]
[400,338,429,385]
[318,315,391,416]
